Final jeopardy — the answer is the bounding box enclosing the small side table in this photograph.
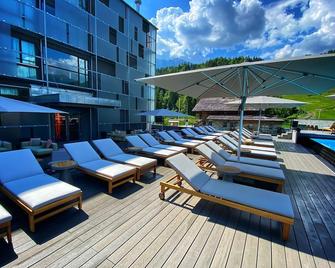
[49,160,77,181]
[219,165,241,181]
[127,146,143,154]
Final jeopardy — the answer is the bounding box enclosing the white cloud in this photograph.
[151,0,265,58]
[151,0,335,61]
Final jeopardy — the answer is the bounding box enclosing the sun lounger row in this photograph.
[181,128,217,141]
[230,131,274,147]
[157,131,204,153]
[160,153,294,240]
[0,204,12,243]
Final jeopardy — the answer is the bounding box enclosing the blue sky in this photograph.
[125,0,335,67]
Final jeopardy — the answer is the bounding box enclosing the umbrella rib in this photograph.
[251,74,306,96]
[200,68,239,94]
[251,65,320,95]
[201,72,240,97]
[259,65,335,81]
[175,68,232,94]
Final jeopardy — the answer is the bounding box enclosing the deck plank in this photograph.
[1,140,335,268]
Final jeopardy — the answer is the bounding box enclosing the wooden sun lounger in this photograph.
[0,149,82,232]
[195,144,285,192]
[157,131,198,153]
[64,141,137,194]
[92,138,157,181]
[0,204,12,243]
[160,154,294,240]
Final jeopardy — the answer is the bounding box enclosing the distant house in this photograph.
[192,97,283,134]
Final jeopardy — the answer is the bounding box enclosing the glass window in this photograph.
[116,47,119,62]
[127,52,137,69]
[47,47,89,87]
[138,44,144,58]
[141,85,144,98]
[134,27,138,41]
[120,109,128,123]
[97,58,115,77]
[109,27,117,45]
[37,0,55,15]
[119,16,124,33]
[142,20,149,33]
[122,80,129,95]
[12,38,37,79]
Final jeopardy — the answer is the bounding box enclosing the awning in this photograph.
[0,96,67,113]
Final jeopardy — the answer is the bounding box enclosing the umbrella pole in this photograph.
[257,108,261,134]
[238,68,248,161]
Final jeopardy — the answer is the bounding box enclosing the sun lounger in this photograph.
[139,133,187,154]
[206,141,281,169]
[92,139,157,181]
[0,204,12,243]
[181,128,217,141]
[161,153,294,240]
[206,126,229,134]
[224,134,276,152]
[194,127,222,136]
[64,142,137,194]
[231,131,274,147]
[217,136,277,160]
[195,144,285,192]
[243,128,273,140]
[167,130,204,145]
[126,135,180,159]
[157,131,198,153]
[0,149,82,232]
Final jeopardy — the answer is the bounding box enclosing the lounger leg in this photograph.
[159,185,165,200]
[78,195,83,210]
[153,166,157,176]
[7,223,12,244]
[29,215,35,233]
[136,170,141,181]
[277,184,283,192]
[282,223,291,241]
[108,182,113,194]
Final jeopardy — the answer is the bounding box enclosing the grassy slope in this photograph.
[283,89,335,120]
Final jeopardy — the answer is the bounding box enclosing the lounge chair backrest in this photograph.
[205,126,214,132]
[199,127,210,134]
[206,141,231,160]
[195,144,226,167]
[92,138,123,158]
[219,136,238,150]
[187,128,199,136]
[0,149,44,184]
[166,153,210,191]
[194,127,205,134]
[225,134,239,146]
[126,135,149,148]
[208,126,216,132]
[243,128,253,135]
[158,131,174,141]
[242,130,252,138]
[139,133,160,147]
[181,129,192,136]
[168,130,182,140]
[64,141,101,165]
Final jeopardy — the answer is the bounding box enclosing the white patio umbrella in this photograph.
[226,96,306,133]
[0,96,67,138]
[136,54,335,159]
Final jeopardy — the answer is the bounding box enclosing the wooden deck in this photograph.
[1,140,335,267]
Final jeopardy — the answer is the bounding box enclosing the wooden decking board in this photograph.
[1,140,335,268]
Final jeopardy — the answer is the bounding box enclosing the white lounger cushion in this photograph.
[166,154,210,191]
[126,135,149,148]
[142,147,178,157]
[4,174,81,210]
[224,135,276,152]
[80,159,136,179]
[206,141,280,169]
[107,153,156,167]
[64,142,101,164]
[201,180,293,218]
[232,132,274,147]
[187,129,216,140]
[157,132,197,147]
[0,149,44,184]
[0,205,12,224]
[196,144,284,181]
[92,139,124,158]
[139,134,186,153]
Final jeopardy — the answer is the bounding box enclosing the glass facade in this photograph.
[0,0,157,139]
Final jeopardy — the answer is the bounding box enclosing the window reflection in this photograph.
[12,38,37,79]
[47,47,89,87]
